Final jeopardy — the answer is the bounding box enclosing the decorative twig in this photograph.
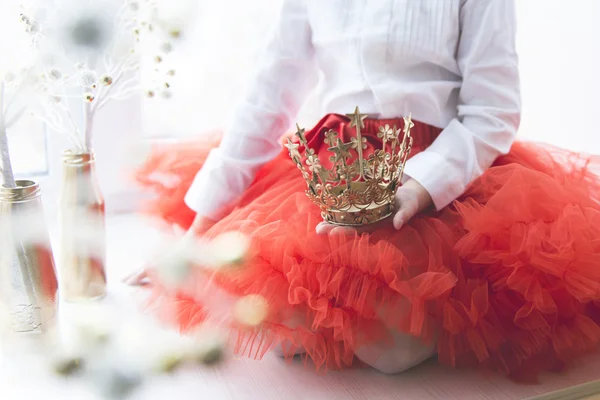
[0,81,16,188]
[55,101,83,139]
[96,75,139,109]
[36,105,83,149]
[92,52,138,113]
[83,99,94,150]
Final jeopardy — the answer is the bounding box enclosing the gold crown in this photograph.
[286,107,414,226]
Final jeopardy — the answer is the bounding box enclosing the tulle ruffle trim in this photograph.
[134,131,600,379]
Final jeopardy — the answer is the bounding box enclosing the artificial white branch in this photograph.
[0,81,16,188]
[103,52,112,75]
[0,130,15,188]
[96,75,140,109]
[40,103,83,150]
[55,101,83,141]
[89,52,130,114]
[104,86,140,104]
[83,100,94,150]
[112,78,140,96]
[43,93,84,99]
[35,110,67,135]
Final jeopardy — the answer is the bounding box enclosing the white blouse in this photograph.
[185,0,521,219]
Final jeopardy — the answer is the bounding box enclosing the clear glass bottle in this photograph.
[59,150,107,301]
[0,180,58,334]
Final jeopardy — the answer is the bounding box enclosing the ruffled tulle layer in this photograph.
[135,115,600,380]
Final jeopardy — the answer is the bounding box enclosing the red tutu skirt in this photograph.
[135,114,600,380]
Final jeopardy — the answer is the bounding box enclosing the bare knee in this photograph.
[370,353,427,375]
[272,343,286,358]
[355,332,437,375]
[272,340,305,358]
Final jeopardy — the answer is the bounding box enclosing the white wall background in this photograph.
[516,0,600,152]
[139,0,285,138]
[141,0,600,152]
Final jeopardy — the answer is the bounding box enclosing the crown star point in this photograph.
[285,137,302,163]
[295,123,308,145]
[328,139,353,161]
[403,114,414,133]
[346,106,368,129]
[284,137,299,151]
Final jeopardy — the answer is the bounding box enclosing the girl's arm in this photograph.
[403,0,521,210]
[184,0,317,220]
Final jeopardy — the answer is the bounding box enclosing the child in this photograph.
[130,0,600,379]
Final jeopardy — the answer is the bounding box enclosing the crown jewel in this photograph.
[287,107,414,226]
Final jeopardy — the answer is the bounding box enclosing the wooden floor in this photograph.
[2,214,600,399]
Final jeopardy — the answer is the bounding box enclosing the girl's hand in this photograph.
[315,179,433,235]
[123,215,217,286]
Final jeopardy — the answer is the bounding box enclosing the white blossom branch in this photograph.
[99,1,136,83]
[40,102,84,150]
[43,93,84,99]
[83,99,93,150]
[103,86,140,103]
[35,110,68,135]
[55,100,83,139]
[0,130,15,188]
[90,56,128,113]
[0,81,16,188]
[103,51,113,75]
[114,2,129,27]
[91,63,138,113]
[96,75,139,109]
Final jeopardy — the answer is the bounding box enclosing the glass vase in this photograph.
[58,150,107,301]
[0,180,58,334]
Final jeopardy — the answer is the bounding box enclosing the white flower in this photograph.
[211,232,250,267]
[233,295,269,327]
[100,74,113,86]
[31,0,122,60]
[79,70,97,87]
[127,0,141,12]
[159,41,173,53]
[153,233,213,287]
[47,68,62,80]
[65,302,117,347]
[154,0,197,32]
[185,327,226,366]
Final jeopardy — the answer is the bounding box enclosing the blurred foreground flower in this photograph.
[151,228,251,288]
[234,294,269,328]
[211,231,251,267]
[40,301,228,399]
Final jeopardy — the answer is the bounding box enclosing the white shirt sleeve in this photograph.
[184,0,316,219]
[403,0,521,210]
